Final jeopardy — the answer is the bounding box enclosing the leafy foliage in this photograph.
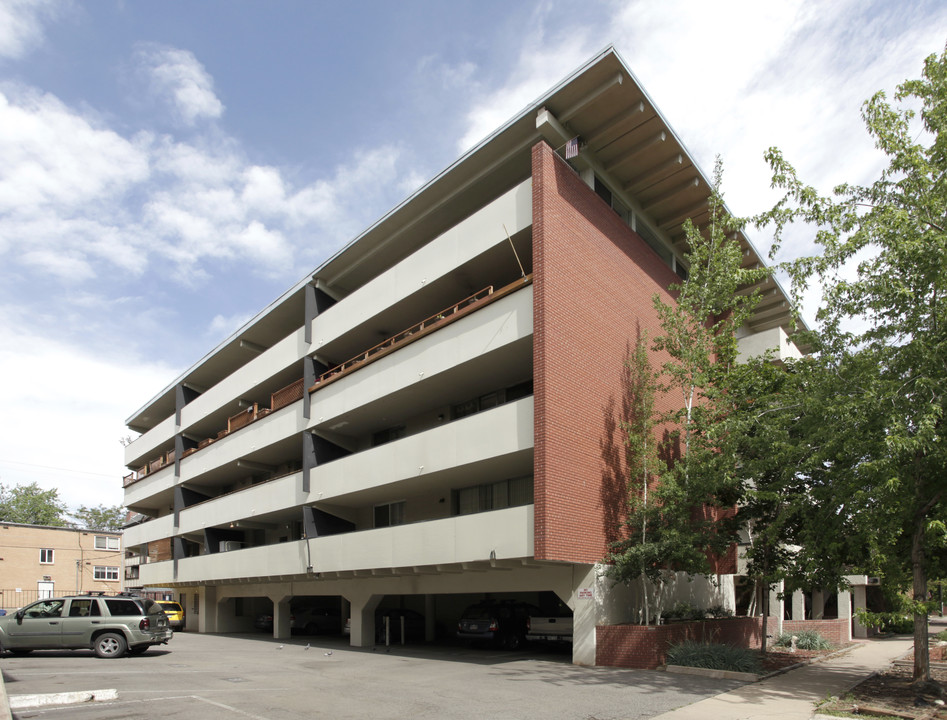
[666,640,762,673]
[0,481,68,526]
[71,504,126,532]
[756,45,947,682]
[606,159,768,608]
[774,630,832,651]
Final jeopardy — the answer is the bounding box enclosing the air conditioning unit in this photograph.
[42,575,52,581]
[219,541,243,552]
[867,577,881,585]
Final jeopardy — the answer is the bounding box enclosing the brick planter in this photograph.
[781,618,850,645]
[596,617,773,669]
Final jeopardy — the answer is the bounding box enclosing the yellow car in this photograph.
[157,601,184,630]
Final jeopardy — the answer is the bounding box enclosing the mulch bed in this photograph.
[761,645,843,673]
[816,641,947,719]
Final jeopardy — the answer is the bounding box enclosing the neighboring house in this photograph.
[0,523,123,611]
[121,47,807,664]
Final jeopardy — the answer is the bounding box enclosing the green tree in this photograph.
[0,481,68,526]
[607,159,769,617]
[758,45,947,684]
[71,504,126,532]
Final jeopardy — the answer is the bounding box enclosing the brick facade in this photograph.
[532,140,681,564]
[596,617,775,669]
[782,618,850,646]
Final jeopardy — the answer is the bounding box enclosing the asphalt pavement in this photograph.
[2,620,942,720]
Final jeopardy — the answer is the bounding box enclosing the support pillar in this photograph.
[812,590,825,620]
[837,589,853,642]
[345,593,382,648]
[791,589,806,620]
[272,595,292,640]
[852,585,869,639]
[424,595,436,642]
[770,581,784,638]
[199,586,218,633]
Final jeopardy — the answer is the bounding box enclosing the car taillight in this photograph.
[140,617,151,631]
[489,621,498,632]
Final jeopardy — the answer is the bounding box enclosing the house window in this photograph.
[374,501,405,528]
[39,548,54,564]
[94,536,120,551]
[93,566,119,581]
[372,425,405,447]
[453,476,533,516]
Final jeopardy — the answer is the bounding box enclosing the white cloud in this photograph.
[0,308,178,510]
[207,311,253,341]
[137,44,224,125]
[0,87,150,216]
[0,0,64,60]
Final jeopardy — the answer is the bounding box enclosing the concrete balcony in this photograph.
[309,283,533,431]
[123,513,175,549]
[124,462,175,510]
[310,178,532,353]
[137,504,534,586]
[179,402,306,484]
[179,327,309,434]
[312,395,533,504]
[124,414,176,471]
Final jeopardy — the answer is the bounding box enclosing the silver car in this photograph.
[0,592,173,658]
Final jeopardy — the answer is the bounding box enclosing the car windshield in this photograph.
[462,607,496,620]
[159,602,182,612]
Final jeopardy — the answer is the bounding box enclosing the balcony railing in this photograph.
[123,276,532,489]
[308,275,532,393]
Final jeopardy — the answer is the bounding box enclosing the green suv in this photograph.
[0,592,173,658]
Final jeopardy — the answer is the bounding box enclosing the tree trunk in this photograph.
[760,581,769,656]
[911,505,930,683]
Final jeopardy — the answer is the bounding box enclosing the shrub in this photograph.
[666,641,762,673]
[774,630,832,651]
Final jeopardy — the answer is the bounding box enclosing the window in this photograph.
[372,425,405,447]
[453,476,533,516]
[104,598,140,615]
[39,548,54,564]
[68,599,100,617]
[94,535,120,551]
[94,566,120,581]
[374,501,405,528]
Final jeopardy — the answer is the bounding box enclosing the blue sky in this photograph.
[1,0,944,512]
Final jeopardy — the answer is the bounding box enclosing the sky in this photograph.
[0,0,944,513]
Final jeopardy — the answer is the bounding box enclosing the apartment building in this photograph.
[121,47,801,664]
[0,523,123,611]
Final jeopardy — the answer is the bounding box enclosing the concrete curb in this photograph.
[8,688,118,709]
[665,664,759,682]
[0,669,10,720]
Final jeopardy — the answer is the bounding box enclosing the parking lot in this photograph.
[1,633,742,720]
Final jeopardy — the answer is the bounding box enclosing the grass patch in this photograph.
[774,629,832,651]
[934,628,947,642]
[666,640,762,674]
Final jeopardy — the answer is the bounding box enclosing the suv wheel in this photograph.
[94,632,128,658]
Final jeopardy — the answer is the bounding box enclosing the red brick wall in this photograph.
[596,617,774,669]
[531,140,680,563]
[782,618,850,645]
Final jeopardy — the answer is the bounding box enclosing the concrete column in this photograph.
[852,585,869,639]
[424,595,436,642]
[199,586,218,633]
[571,566,600,667]
[837,589,853,642]
[770,581,784,638]
[812,590,825,620]
[345,593,382,648]
[791,589,806,620]
[272,596,292,639]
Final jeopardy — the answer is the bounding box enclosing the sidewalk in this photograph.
[650,634,916,720]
